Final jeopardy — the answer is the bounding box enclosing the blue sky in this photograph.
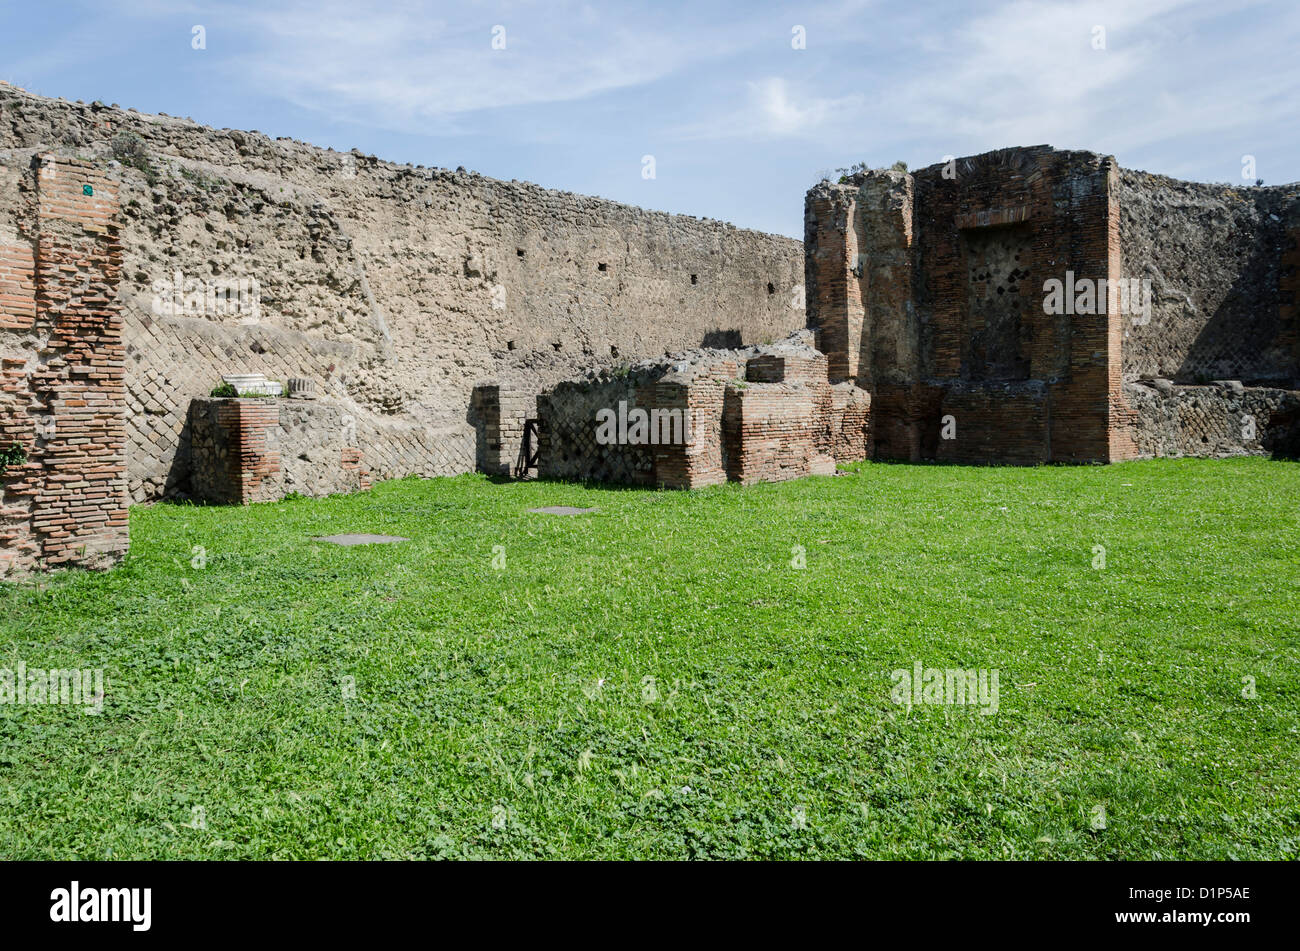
[2,0,1297,238]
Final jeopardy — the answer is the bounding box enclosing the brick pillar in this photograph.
[857,171,915,390]
[188,397,282,504]
[232,399,282,501]
[1049,158,1135,462]
[471,382,531,476]
[643,362,738,489]
[805,183,864,382]
[1105,162,1138,461]
[0,154,128,575]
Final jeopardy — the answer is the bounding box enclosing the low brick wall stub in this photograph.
[533,332,868,488]
[187,395,371,504]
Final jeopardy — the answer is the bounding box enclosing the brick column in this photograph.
[471,382,532,476]
[856,170,915,390]
[1049,158,1135,462]
[643,362,739,489]
[188,397,282,504]
[804,183,864,382]
[0,154,128,575]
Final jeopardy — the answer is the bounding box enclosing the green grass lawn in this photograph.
[1,458,1297,859]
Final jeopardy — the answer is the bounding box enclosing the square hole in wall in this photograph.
[597,262,607,272]
[691,274,698,285]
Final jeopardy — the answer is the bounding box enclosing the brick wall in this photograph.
[723,383,835,485]
[934,383,1051,465]
[188,395,369,504]
[535,334,867,488]
[806,147,1138,465]
[471,383,533,477]
[0,154,127,576]
[648,364,737,489]
[826,382,870,463]
[0,242,36,330]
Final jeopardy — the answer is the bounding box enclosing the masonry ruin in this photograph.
[527,331,867,488]
[805,146,1300,465]
[1,81,1297,575]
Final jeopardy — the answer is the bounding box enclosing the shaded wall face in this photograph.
[1117,170,1300,387]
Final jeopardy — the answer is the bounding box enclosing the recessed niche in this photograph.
[962,224,1033,381]
[597,262,608,272]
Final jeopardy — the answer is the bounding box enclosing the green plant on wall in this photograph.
[210,382,237,397]
[0,442,27,476]
[834,159,908,184]
[110,131,161,186]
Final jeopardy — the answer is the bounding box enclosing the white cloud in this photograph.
[211,0,769,134]
[853,0,1300,165]
[674,77,863,141]
[752,77,828,135]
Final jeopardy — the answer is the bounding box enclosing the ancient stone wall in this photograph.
[1117,170,1300,386]
[0,83,804,503]
[0,153,127,574]
[1125,381,1299,459]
